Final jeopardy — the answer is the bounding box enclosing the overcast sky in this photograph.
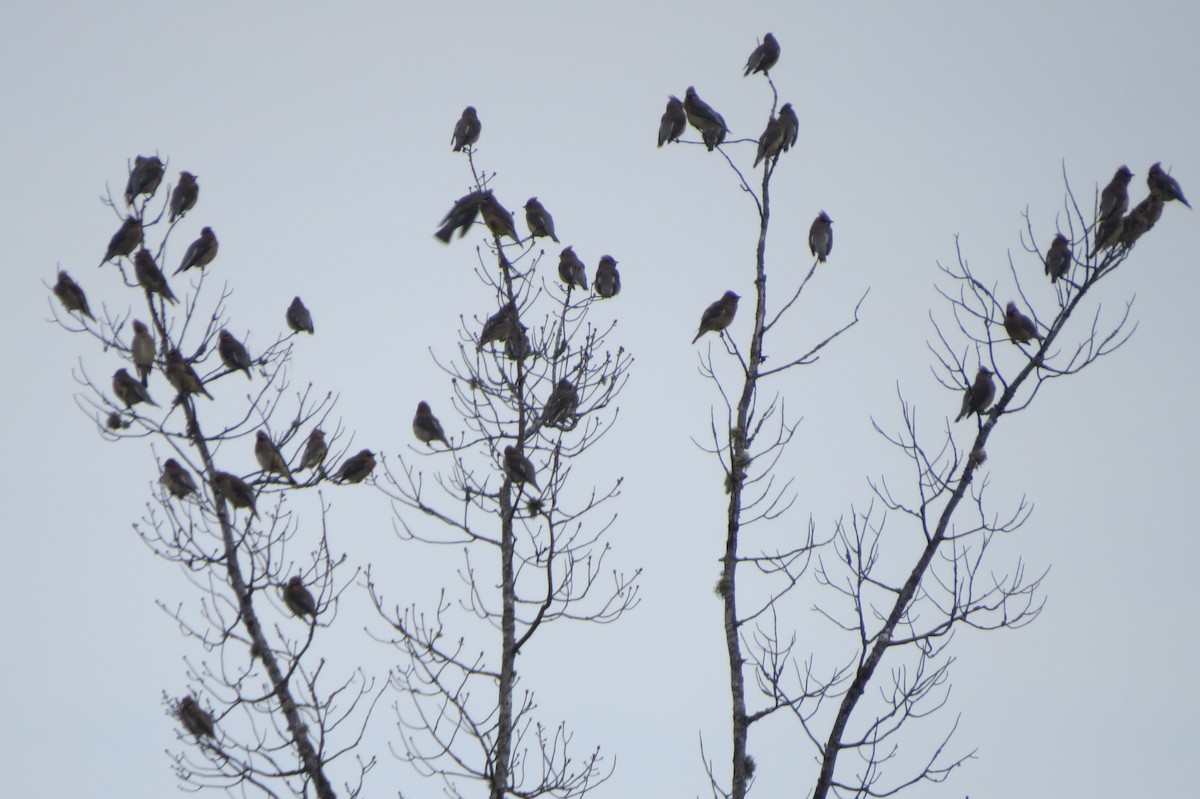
[2,2,1198,798]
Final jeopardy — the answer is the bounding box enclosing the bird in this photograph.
[1003,302,1040,344]
[435,191,486,242]
[955,367,995,422]
[176,696,216,739]
[334,449,376,484]
[693,291,740,344]
[452,106,481,152]
[1120,194,1164,246]
[778,103,799,151]
[124,155,164,206]
[503,445,539,489]
[131,320,155,386]
[161,458,198,498]
[1044,233,1071,283]
[298,428,328,472]
[809,212,833,263]
[754,116,786,168]
[505,324,531,361]
[1091,215,1124,256]
[165,349,212,400]
[558,246,588,291]
[101,217,142,266]
[413,401,449,447]
[286,296,314,334]
[480,193,521,243]
[255,430,296,484]
[133,250,178,304]
[658,95,686,147]
[542,378,579,429]
[594,255,621,298]
[175,227,218,275]
[217,329,252,379]
[1099,164,1132,225]
[113,368,157,408]
[53,271,94,320]
[683,86,729,151]
[169,171,199,222]
[524,197,559,242]
[283,576,317,617]
[1147,162,1190,208]
[479,302,518,350]
[744,32,780,76]
[213,471,257,517]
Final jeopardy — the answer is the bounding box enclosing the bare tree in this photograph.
[370,135,639,799]
[668,34,1179,799]
[801,168,1160,799]
[663,42,864,799]
[52,160,380,798]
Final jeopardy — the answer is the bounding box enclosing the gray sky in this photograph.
[2,2,1198,797]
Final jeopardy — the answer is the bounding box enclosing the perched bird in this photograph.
[283,576,317,617]
[1044,233,1071,283]
[53,271,94,320]
[113,368,157,408]
[1096,165,1132,233]
[524,197,559,242]
[1003,302,1040,344]
[176,696,215,739]
[1091,215,1125,256]
[955,367,995,422]
[503,445,539,489]
[298,428,328,472]
[778,103,799,151]
[1147,162,1190,208]
[558,246,588,291]
[684,86,729,151]
[658,95,686,147]
[217,329,252,379]
[101,217,142,266]
[505,324,531,361]
[693,290,740,344]
[133,250,178,304]
[165,349,213,400]
[1121,194,1164,246]
[334,449,376,484]
[594,255,621,298]
[169,171,199,222]
[754,116,786,167]
[542,378,579,429]
[435,191,486,242]
[124,155,164,206]
[413,401,449,447]
[286,296,314,334]
[809,211,833,263]
[131,319,155,386]
[213,471,257,517]
[478,301,518,350]
[451,106,481,152]
[480,193,521,243]
[161,458,198,499]
[255,430,296,484]
[744,32,780,76]
[175,227,218,274]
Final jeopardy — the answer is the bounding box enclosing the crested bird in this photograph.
[286,296,314,334]
[452,106,481,152]
[53,271,94,320]
[684,86,729,151]
[413,401,449,447]
[658,95,686,147]
[175,227,218,274]
[334,449,376,483]
[283,576,317,617]
[165,349,212,400]
[744,32,780,76]
[956,367,995,422]
[1003,302,1040,344]
[524,197,559,242]
[131,320,155,386]
[255,430,296,484]
[113,368,157,408]
[693,291,740,343]
[217,329,252,379]
[133,250,178,304]
[1044,234,1071,283]
[558,246,588,291]
[594,255,621,298]
[169,171,199,222]
[809,211,833,263]
[503,445,539,489]
[124,155,164,206]
[101,217,142,266]
[1147,162,1190,208]
[161,458,198,498]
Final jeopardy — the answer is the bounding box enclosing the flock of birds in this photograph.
[50,33,1190,739]
[956,161,1189,423]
